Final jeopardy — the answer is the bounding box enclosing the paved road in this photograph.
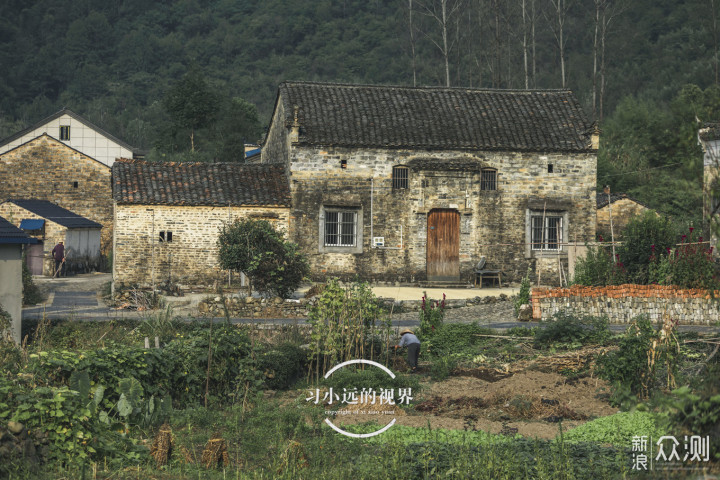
[22,275,719,335]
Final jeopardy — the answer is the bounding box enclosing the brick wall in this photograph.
[596,199,650,240]
[531,285,720,325]
[278,145,596,284]
[113,204,290,287]
[0,135,112,253]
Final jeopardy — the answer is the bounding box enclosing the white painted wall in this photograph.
[0,113,133,167]
[65,228,101,258]
[0,244,23,344]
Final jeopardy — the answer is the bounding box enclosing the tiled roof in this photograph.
[112,160,291,207]
[0,108,142,155]
[596,192,650,210]
[406,157,484,171]
[274,82,594,152]
[0,215,39,244]
[5,200,102,229]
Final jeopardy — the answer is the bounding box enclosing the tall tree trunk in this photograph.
[409,0,418,86]
[522,0,529,89]
[493,0,501,87]
[592,0,600,120]
[531,0,537,87]
[442,0,450,86]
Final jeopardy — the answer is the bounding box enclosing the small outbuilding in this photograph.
[596,192,652,240]
[0,199,103,275]
[0,215,38,344]
[112,160,291,288]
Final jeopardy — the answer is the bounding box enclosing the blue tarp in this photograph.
[19,219,45,230]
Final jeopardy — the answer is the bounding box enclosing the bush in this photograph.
[418,292,446,336]
[429,355,458,381]
[421,322,495,357]
[217,218,309,298]
[572,245,626,286]
[595,315,678,399]
[649,226,718,289]
[534,311,611,348]
[617,211,677,284]
[21,252,43,305]
[513,269,531,316]
[260,343,308,390]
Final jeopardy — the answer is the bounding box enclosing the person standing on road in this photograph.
[395,328,421,373]
[52,241,66,277]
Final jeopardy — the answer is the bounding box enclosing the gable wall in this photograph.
[0,136,112,254]
[596,199,650,240]
[114,204,290,287]
[261,101,290,166]
[0,114,133,167]
[287,145,596,284]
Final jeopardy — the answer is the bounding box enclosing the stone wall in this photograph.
[596,199,650,240]
[0,135,113,253]
[531,285,720,325]
[113,204,290,287]
[279,145,596,284]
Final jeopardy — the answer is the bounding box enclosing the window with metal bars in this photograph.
[324,210,357,247]
[531,215,563,250]
[480,169,497,191]
[392,166,409,189]
[60,126,70,141]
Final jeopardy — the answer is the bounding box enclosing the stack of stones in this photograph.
[197,295,311,318]
[0,421,48,469]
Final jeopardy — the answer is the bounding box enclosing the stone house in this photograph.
[0,215,38,344]
[0,199,102,276]
[0,110,142,254]
[112,160,291,288]
[596,192,652,240]
[262,82,598,284]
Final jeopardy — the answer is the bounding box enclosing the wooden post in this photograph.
[537,201,547,286]
[604,185,616,259]
[144,337,150,349]
[155,336,160,348]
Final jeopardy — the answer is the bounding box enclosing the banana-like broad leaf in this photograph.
[118,377,144,406]
[69,370,91,399]
[93,385,105,406]
[117,394,132,418]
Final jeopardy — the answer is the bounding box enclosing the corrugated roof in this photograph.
[273,82,594,152]
[112,160,291,207]
[0,215,39,244]
[5,200,102,229]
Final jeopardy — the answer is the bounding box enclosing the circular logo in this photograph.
[323,359,397,438]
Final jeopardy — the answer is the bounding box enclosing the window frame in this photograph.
[159,231,173,243]
[318,206,363,254]
[525,210,568,258]
[480,169,497,191]
[392,165,409,190]
[59,125,70,141]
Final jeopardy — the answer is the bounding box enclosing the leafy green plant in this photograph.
[260,343,308,390]
[421,323,495,357]
[534,311,611,348]
[513,268,532,316]
[321,366,419,394]
[419,292,446,337]
[571,245,626,286]
[307,279,391,383]
[429,355,459,381]
[617,211,677,284]
[21,251,43,305]
[649,226,718,288]
[562,411,667,446]
[217,218,309,298]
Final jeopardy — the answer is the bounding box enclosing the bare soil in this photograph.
[332,368,617,439]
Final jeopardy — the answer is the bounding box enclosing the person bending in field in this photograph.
[395,328,421,373]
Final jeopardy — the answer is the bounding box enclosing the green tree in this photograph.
[212,97,262,161]
[217,219,309,298]
[162,68,219,153]
[617,211,677,284]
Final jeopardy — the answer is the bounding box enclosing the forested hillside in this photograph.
[1,0,719,223]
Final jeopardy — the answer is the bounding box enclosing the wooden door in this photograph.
[26,243,44,276]
[427,209,460,281]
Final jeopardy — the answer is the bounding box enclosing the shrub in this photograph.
[421,322,495,357]
[22,252,43,305]
[217,218,309,298]
[595,315,679,399]
[617,211,677,284]
[649,226,718,289]
[513,269,531,316]
[429,355,458,381]
[418,292,445,336]
[572,245,626,286]
[534,311,611,348]
[260,343,308,390]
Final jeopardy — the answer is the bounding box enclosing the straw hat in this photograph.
[400,328,414,335]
